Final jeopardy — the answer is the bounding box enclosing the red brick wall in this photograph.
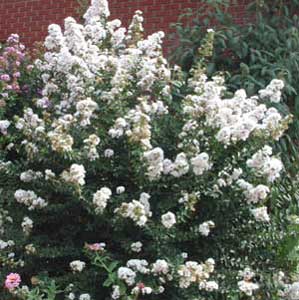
[0,0,251,48]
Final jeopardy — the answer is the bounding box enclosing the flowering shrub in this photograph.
[0,0,297,299]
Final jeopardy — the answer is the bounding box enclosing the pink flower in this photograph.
[13,72,21,78]
[4,273,21,290]
[27,65,34,71]
[7,34,20,44]
[0,74,10,82]
[86,242,106,251]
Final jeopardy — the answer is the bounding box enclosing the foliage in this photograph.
[171,0,299,174]
[0,1,298,300]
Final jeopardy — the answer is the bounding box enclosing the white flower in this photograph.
[21,216,33,235]
[70,260,86,272]
[251,206,270,222]
[152,259,169,275]
[84,0,110,24]
[20,170,42,182]
[93,187,112,213]
[117,267,136,286]
[259,79,284,103]
[161,212,176,229]
[131,241,143,253]
[238,280,259,296]
[62,164,86,186]
[67,293,76,300]
[104,148,114,158]
[0,240,8,250]
[286,282,299,300]
[127,259,150,274]
[198,221,215,237]
[139,192,152,217]
[144,147,164,180]
[45,169,56,180]
[247,146,283,182]
[0,120,10,135]
[239,267,255,281]
[157,286,165,294]
[115,199,150,227]
[237,181,270,204]
[111,285,121,299]
[116,186,125,194]
[75,98,98,126]
[178,259,216,289]
[169,153,189,177]
[79,294,91,300]
[204,281,219,291]
[191,153,211,175]
[14,189,48,210]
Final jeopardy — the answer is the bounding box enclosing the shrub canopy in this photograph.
[0,1,298,300]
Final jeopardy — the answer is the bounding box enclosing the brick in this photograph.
[0,0,250,52]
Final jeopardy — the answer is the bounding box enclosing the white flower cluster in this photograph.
[144,149,212,181]
[15,108,46,157]
[116,186,125,194]
[131,241,143,253]
[115,198,151,227]
[247,145,283,182]
[286,282,299,300]
[110,98,169,150]
[83,0,110,23]
[259,79,284,103]
[21,216,33,236]
[198,220,215,237]
[70,260,86,273]
[117,267,136,286]
[116,258,171,296]
[161,212,176,229]
[84,134,100,161]
[25,244,36,255]
[47,115,74,153]
[15,108,45,139]
[45,169,56,180]
[163,153,189,177]
[61,164,86,186]
[79,294,91,300]
[144,147,164,180]
[14,189,47,210]
[20,170,43,183]
[177,258,217,292]
[92,187,112,213]
[251,206,270,222]
[36,0,171,163]
[182,75,288,146]
[190,153,212,176]
[111,285,121,299]
[216,168,243,189]
[0,239,14,250]
[237,180,270,204]
[131,283,153,296]
[127,259,150,274]
[75,98,98,127]
[237,267,259,296]
[151,259,169,275]
[0,120,10,135]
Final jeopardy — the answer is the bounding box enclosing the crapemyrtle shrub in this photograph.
[0,1,298,300]
[171,0,299,174]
